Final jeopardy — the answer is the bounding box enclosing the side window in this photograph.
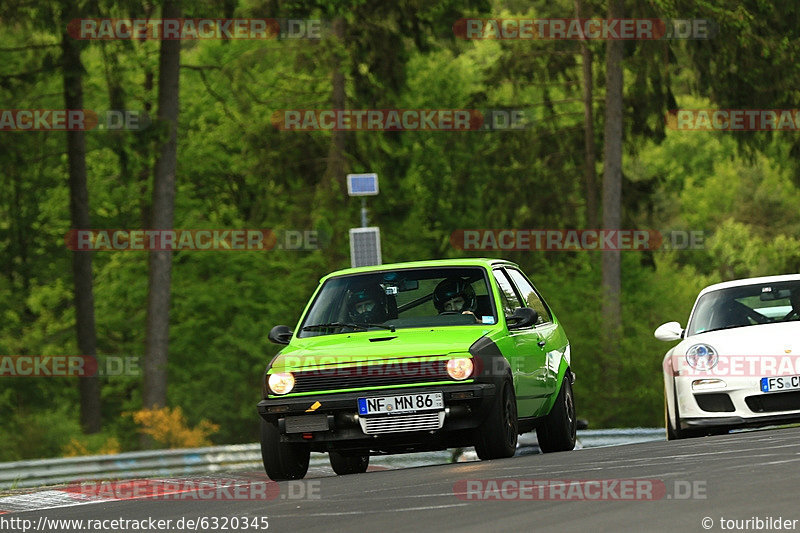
[506,268,552,324]
[492,270,522,318]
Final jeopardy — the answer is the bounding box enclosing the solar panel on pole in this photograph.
[347,173,379,196]
[349,227,382,267]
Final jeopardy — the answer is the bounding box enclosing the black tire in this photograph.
[329,450,369,475]
[665,383,712,440]
[665,394,680,441]
[260,419,310,481]
[537,374,577,453]
[665,384,696,440]
[475,378,518,460]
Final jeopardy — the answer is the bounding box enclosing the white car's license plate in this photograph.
[760,375,800,393]
[357,392,443,415]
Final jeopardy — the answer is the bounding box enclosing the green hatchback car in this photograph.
[257,258,575,480]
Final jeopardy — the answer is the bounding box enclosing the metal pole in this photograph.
[361,197,368,227]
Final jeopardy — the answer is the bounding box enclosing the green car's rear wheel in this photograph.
[329,450,370,475]
[537,374,577,453]
[260,419,310,481]
[475,378,518,460]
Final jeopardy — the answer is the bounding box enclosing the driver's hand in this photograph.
[462,311,480,323]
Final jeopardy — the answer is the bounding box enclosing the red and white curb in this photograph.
[0,473,273,514]
[0,488,111,514]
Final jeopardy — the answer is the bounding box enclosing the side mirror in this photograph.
[654,321,683,342]
[268,325,293,345]
[507,307,538,329]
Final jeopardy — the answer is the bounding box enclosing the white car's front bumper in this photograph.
[675,375,800,429]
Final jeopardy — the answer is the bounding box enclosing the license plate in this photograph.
[357,392,443,415]
[760,375,800,393]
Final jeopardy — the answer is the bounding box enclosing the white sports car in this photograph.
[656,274,800,439]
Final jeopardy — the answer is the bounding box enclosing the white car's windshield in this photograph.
[687,280,800,336]
[298,267,497,337]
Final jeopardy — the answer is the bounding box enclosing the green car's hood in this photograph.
[270,326,495,372]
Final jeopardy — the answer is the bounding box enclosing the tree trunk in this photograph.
[62,21,102,433]
[317,16,348,268]
[101,43,130,185]
[326,18,346,188]
[143,0,181,411]
[602,0,624,357]
[140,68,155,228]
[575,0,598,228]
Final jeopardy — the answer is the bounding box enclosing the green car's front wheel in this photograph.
[329,450,369,475]
[537,374,577,452]
[260,419,310,481]
[475,378,518,460]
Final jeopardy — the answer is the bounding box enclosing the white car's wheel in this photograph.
[666,383,709,439]
[665,394,680,440]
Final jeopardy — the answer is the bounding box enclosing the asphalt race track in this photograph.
[7,427,800,533]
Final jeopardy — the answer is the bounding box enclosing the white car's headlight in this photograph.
[685,344,718,370]
[446,358,474,380]
[268,372,295,395]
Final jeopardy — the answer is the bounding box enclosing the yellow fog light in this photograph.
[446,358,473,380]
[268,372,295,395]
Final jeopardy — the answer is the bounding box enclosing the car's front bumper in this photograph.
[257,382,496,452]
[675,375,800,430]
[681,413,800,429]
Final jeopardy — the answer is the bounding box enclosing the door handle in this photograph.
[537,340,546,348]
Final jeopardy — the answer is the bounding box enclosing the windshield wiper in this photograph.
[302,322,396,332]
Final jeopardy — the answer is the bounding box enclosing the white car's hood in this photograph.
[679,321,800,355]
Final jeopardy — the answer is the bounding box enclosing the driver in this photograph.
[346,284,388,323]
[433,277,479,320]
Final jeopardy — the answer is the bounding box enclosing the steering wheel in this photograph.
[439,311,461,315]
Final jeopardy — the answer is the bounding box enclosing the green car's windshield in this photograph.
[687,280,800,336]
[298,267,497,337]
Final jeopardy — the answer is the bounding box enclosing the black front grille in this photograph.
[694,393,735,412]
[745,391,800,413]
[292,360,453,393]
